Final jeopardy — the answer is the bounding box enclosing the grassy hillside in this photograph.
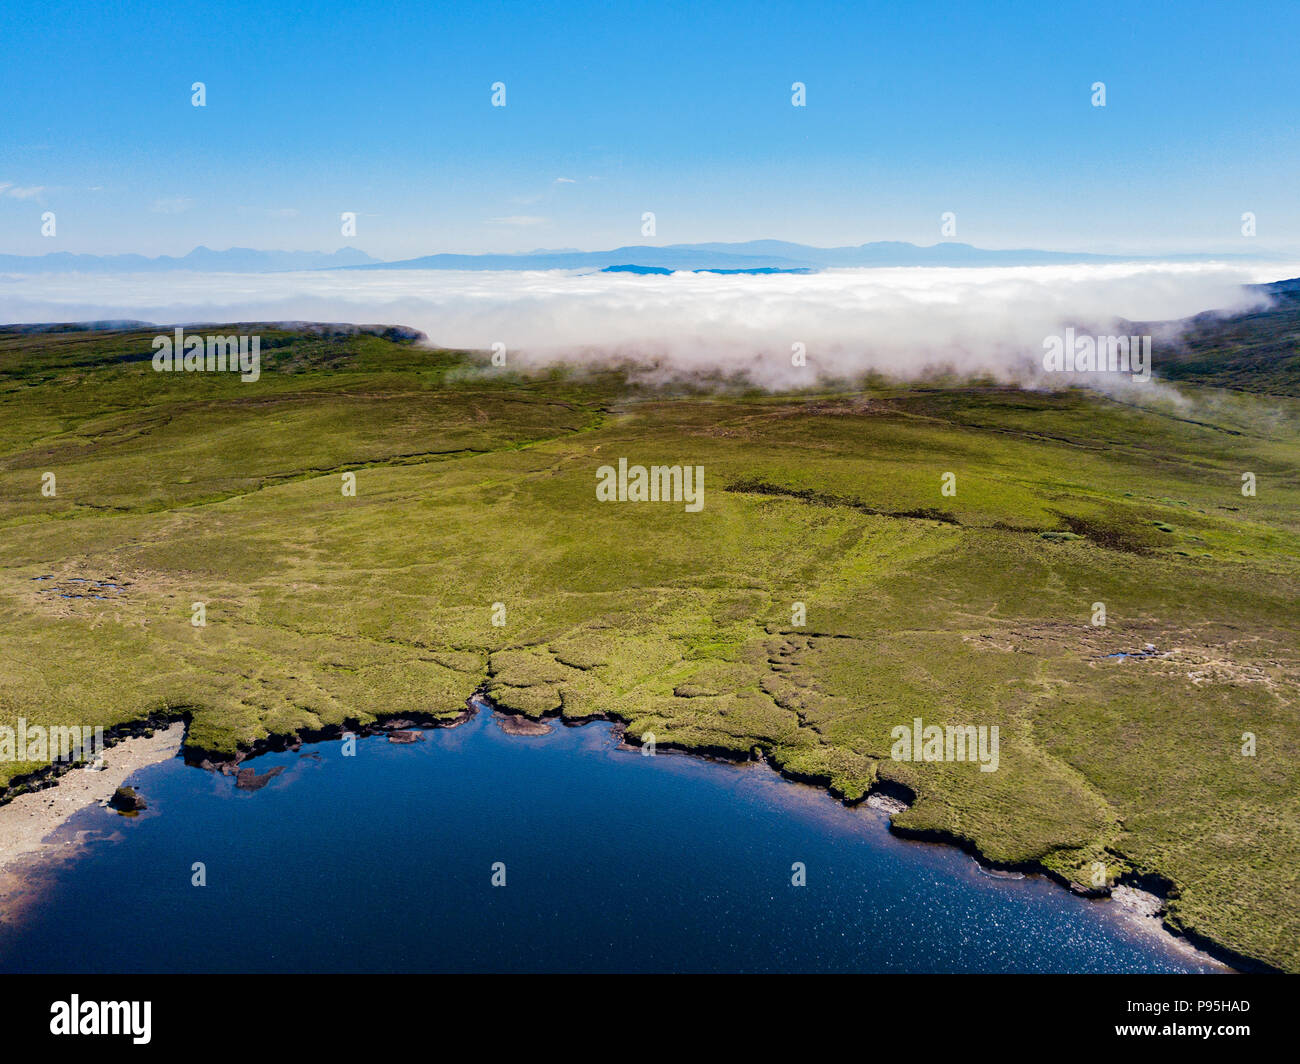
[1153,278,1300,395]
[1,310,1297,971]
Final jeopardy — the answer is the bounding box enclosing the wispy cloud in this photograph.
[1,183,46,200]
[236,205,304,219]
[486,215,548,227]
[151,196,194,214]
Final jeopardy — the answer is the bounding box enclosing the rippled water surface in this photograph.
[0,708,1221,973]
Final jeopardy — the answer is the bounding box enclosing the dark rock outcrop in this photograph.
[110,785,146,812]
[387,730,425,744]
[235,765,285,791]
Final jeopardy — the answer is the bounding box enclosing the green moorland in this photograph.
[1,296,1297,971]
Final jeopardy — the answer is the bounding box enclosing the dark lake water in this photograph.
[0,704,1222,973]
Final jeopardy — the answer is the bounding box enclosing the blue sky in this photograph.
[2,0,1297,258]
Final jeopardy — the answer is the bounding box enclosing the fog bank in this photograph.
[2,261,1293,388]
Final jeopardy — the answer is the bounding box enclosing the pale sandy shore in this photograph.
[0,723,184,881]
[1110,884,1233,971]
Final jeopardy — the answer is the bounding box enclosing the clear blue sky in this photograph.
[2,0,1297,258]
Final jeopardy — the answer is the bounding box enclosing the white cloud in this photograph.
[486,215,548,227]
[1,262,1293,391]
[151,196,194,214]
[2,184,45,199]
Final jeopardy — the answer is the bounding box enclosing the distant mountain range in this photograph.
[0,241,1280,274]
[601,263,814,276]
[347,240,1277,272]
[0,246,378,273]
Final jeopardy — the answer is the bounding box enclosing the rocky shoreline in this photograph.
[0,723,184,891]
[462,695,1257,972]
[0,695,1270,972]
[466,697,1259,972]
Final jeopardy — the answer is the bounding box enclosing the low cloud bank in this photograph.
[1,262,1293,389]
